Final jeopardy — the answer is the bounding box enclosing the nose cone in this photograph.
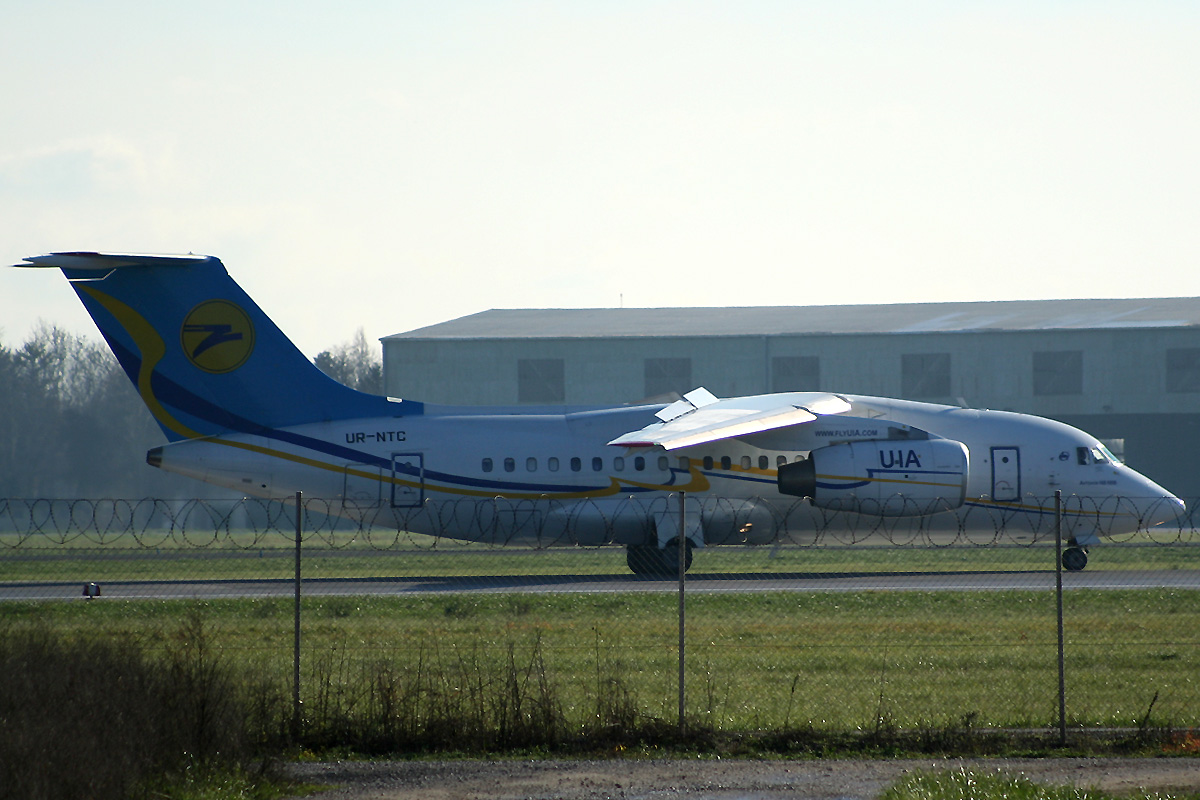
[1127,470,1186,530]
[1141,493,1186,530]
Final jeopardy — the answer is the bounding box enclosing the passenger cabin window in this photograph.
[703,456,714,470]
[658,456,669,471]
[758,455,769,469]
[548,457,559,472]
[482,458,493,473]
[721,456,732,470]
[592,456,603,471]
[613,456,625,471]
[741,456,752,470]
[634,456,645,471]
[504,457,515,472]
[679,457,690,470]
[526,457,537,471]
[570,457,582,472]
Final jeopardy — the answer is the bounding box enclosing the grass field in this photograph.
[3,538,1200,582]
[882,769,1200,800]
[3,588,1197,734]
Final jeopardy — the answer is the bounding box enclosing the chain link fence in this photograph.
[1,495,1198,746]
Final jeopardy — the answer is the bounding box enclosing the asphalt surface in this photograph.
[2,568,1198,601]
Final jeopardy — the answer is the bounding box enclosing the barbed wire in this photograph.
[0,495,1196,550]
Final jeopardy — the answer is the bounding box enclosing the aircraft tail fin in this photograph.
[16,252,420,442]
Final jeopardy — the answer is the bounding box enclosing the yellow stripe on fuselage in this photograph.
[204,437,713,500]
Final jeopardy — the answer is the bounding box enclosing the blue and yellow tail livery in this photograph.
[18,252,419,442]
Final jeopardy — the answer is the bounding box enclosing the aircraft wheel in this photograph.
[1061,546,1088,572]
[626,543,693,576]
[662,540,694,574]
[626,545,662,576]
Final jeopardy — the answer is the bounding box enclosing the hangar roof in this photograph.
[385,297,1200,341]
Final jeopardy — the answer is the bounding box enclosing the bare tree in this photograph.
[314,328,383,394]
[0,324,218,496]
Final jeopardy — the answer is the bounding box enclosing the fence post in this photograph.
[1055,489,1066,746]
[293,490,303,740]
[678,491,686,735]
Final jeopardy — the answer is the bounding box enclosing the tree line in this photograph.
[0,325,381,497]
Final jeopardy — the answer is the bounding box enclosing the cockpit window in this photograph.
[1077,445,1115,466]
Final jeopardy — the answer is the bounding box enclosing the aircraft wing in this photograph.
[608,389,852,450]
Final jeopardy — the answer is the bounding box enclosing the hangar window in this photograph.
[772,355,820,392]
[901,353,951,398]
[1033,351,1083,395]
[1167,348,1200,393]
[518,358,565,403]
[482,458,493,473]
[644,357,692,399]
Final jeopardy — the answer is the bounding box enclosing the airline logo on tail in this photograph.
[181,300,255,373]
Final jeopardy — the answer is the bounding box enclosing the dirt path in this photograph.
[284,757,1199,799]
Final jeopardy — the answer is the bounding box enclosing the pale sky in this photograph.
[3,1,1199,357]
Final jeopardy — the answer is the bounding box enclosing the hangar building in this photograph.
[382,298,1200,498]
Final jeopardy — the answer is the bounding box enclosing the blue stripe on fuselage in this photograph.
[107,338,673,495]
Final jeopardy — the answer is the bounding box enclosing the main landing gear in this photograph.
[626,541,694,577]
[1061,539,1089,572]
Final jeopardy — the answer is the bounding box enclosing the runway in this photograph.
[2,568,1198,601]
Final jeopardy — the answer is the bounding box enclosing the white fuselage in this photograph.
[149,392,1182,549]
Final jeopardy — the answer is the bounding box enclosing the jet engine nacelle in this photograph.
[777,439,969,517]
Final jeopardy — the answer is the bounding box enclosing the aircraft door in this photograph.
[391,452,424,508]
[991,446,1021,502]
[342,463,382,508]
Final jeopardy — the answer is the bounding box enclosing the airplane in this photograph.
[15,251,1185,575]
